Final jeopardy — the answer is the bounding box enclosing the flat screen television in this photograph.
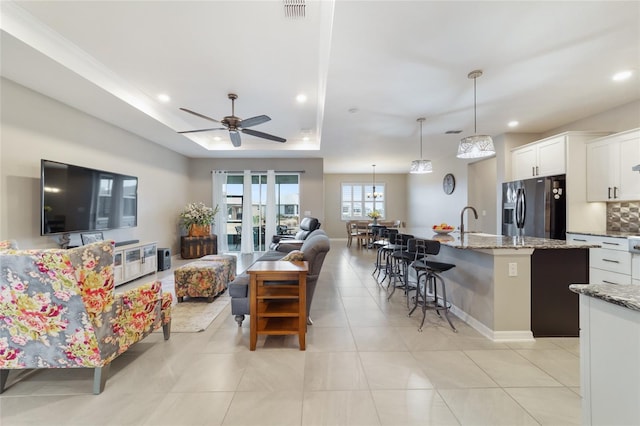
[41,159,138,235]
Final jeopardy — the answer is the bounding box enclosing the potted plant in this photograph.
[180,202,219,236]
[368,210,381,225]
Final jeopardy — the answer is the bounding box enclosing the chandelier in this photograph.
[410,117,433,173]
[366,164,383,199]
[457,70,495,159]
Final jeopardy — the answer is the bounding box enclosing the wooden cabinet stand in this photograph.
[181,235,217,259]
[248,261,308,351]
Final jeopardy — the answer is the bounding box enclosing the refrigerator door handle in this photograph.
[516,188,526,228]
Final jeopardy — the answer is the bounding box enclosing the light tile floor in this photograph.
[0,242,581,425]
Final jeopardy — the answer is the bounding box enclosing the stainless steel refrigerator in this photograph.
[502,174,566,239]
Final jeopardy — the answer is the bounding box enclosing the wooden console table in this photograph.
[180,235,217,259]
[248,261,308,351]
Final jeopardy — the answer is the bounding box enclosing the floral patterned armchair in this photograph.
[0,240,172,394]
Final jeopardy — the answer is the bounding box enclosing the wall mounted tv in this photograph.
[41,159,138,235]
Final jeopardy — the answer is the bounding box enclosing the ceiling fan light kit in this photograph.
[457,70,495,159]
[410,117,433,174]
[178,93,286,147]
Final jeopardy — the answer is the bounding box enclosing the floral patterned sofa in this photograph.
[0,240,172,394]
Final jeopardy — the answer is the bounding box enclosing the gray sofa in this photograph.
[229,229,330,326]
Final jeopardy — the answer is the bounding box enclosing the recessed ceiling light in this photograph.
[612,70,633,81]
[157,93,170,103]
[213,136,222,141]
[296,93,307,103]
[508,121,519,128]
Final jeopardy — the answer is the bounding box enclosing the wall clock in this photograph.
[443,173,456,195]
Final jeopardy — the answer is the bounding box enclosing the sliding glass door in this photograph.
[226,173,300,251]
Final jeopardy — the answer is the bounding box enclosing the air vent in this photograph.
[445,130,462,134]
[284,0,305,18]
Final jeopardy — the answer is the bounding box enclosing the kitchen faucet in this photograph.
[460,206,478,234]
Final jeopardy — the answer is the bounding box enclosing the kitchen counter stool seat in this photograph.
[387,234,417,306]
[409,239,457,332]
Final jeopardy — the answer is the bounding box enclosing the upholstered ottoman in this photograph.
[174,261,229,302]
[200,254,237,283]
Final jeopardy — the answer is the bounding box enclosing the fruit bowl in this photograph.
[432,224,455,235]
[433,228,454,235]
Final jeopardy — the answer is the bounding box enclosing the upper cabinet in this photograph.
[512,135,566,180]
[587,128,640,202]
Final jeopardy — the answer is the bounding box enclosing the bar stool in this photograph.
[387,234,417,305]
[372,228,397,282]
[409,239,457,332]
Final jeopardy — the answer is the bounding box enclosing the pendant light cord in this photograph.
[473,75,477,134]
[419,120,423,159]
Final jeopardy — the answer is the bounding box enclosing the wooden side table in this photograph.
[180,235,217,259]
[247,261,308,351]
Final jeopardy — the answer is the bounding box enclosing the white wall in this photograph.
[543,100,640,137]
[468,157,498,234]
[324,173,407,238]
[0,78,191,254]
[407,157,469,230]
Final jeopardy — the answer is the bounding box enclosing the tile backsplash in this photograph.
[607,201,640,233]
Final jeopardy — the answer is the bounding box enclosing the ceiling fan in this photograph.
[178,93,286,147]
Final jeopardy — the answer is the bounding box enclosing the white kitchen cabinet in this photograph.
[578,293,640,425]
[586,128,640,202]
[114,241,157,286]
[511,135,566,180]
[567,233,631,285]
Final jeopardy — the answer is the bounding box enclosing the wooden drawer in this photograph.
[590,248,631,275]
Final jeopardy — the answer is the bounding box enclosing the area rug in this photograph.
[168,295,230,333]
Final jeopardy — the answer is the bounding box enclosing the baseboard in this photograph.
[450,304,534,342]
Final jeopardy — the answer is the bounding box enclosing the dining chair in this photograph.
[355,221,372,249]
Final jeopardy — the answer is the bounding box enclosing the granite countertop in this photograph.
[570,283,640,312]
[404,229,599,250]
[567,230,639,239]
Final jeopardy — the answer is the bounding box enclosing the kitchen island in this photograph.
[406,230,597,341]
[569,283,640,425]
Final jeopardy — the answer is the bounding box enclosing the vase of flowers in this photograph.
[180,202,219,237]
[368,210,381,225]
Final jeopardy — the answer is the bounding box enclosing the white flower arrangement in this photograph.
[179,202,219,229]
[368,210,381,219]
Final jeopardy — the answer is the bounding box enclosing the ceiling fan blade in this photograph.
[230,130,242,147]
[178,127,226,134]
[242,128,287,143]
[179,108,221,123]
[240,115,271,128]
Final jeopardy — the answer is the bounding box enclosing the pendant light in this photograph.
[410,117,433,174]
[457,70,495,159]
[366,164,383,199]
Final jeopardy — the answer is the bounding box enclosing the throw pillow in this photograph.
[280,250,304,261]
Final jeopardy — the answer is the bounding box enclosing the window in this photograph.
[341,182,385,221]
[225,173,300,251]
